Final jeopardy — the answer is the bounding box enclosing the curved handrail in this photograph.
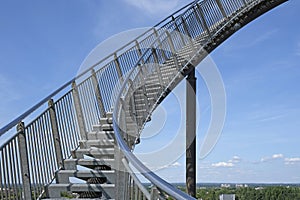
[0,0,288,199]
[0,1,195,137]
[112,0,288,199]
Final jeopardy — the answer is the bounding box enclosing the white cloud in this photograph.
[272,154,284,159]
[285,157,300,165]
[212,162,234,168]
[260,153,284,163]
[229,156,241,163]
[154,161,182,170]
[123,0,179,15]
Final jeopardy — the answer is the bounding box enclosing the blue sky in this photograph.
[1,0,300,183]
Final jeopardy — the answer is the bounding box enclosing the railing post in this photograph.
[150,186,159,200]
[196,4,212,38]
[48,99,64,169]
[91,69,106,117]
[172,16,186,46]
[151,48,164,86]
[153,28,168,61]
[17,122,32,200]
[72,81,87,140]
[181,16,197,53]
[215,0,227,18]
[114,147,127,200]
[135,40,145,64]
[166,31,180,69]
[114,53,123,80]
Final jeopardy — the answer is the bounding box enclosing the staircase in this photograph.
[46,113,116,199]
[0,0,288,200]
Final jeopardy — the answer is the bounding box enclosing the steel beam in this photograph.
[186,68,196,197]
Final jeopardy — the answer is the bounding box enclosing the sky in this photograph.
[1,0,300,184]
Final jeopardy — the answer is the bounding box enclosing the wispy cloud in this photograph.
[212,162,234,168]
[285,157,300,165]
[260,153,284,163]
[212,156,241,168]
[123,0,179,15]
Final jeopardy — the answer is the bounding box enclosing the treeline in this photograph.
[193,186,300,200]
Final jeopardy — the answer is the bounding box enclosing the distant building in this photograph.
[221,183,231,188]
[235,184,249,188]
[219,194,235,200]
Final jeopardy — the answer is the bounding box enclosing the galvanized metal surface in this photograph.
[0,0,288,199]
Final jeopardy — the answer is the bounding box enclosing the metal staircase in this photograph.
[46,113,115,199]
[0,0,288,199]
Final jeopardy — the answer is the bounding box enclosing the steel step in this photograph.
[72,148,114,159]
[56,170,115,184]
[47,183,115,199]
[64,158,115,170]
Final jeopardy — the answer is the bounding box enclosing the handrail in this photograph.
[112,12,198,199]
[112,0,288,199]
[0,0,288,199]
[0,0,195,138]
[0,78,75,136]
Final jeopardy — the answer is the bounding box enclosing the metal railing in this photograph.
[113,0,288,199]
[0,0,287,199]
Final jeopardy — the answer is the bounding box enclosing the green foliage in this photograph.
[195,186,300,200]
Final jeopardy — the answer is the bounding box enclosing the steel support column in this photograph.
[186,68,196,197]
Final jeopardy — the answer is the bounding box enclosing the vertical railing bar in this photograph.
[151,48,164,87]
[5,146,12,200]
[13,137,21,200]
[91,69,106,118]
[26,126,34,198]
[68,93,78,146]
[208,0,218,26]
[5,148,10,200]
[153,29,168,62]
[17,122,32,200]
[12,138,20,199]
[166,30,180,70]
[192,6,205,39]
[72,81,87,140]
[114,53,124,80]
[88,77,99,125]
[2,149,8,200]
[196,3,212,38]
[60,96,72,156]
[65,95,73,155]
[64,94,76,152]
[68,93,79,150]
[215,0,227,18]
[34,120,43,195]
[208,1,219,24]
[86,78,97,127]
[45,112,58,181]
[0,152,3,200]
[56,100,67,158]
[42,112,54,181]
[41,115,49,187]
[78,82,89,129]
[29,125,37,199]
[14,137,22,200]
[181,16,197,55]
[68,92,79,152]
[36,117,46,192]
[69,93,80,150]
[10,141,16,199]
[39,114,49,185]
